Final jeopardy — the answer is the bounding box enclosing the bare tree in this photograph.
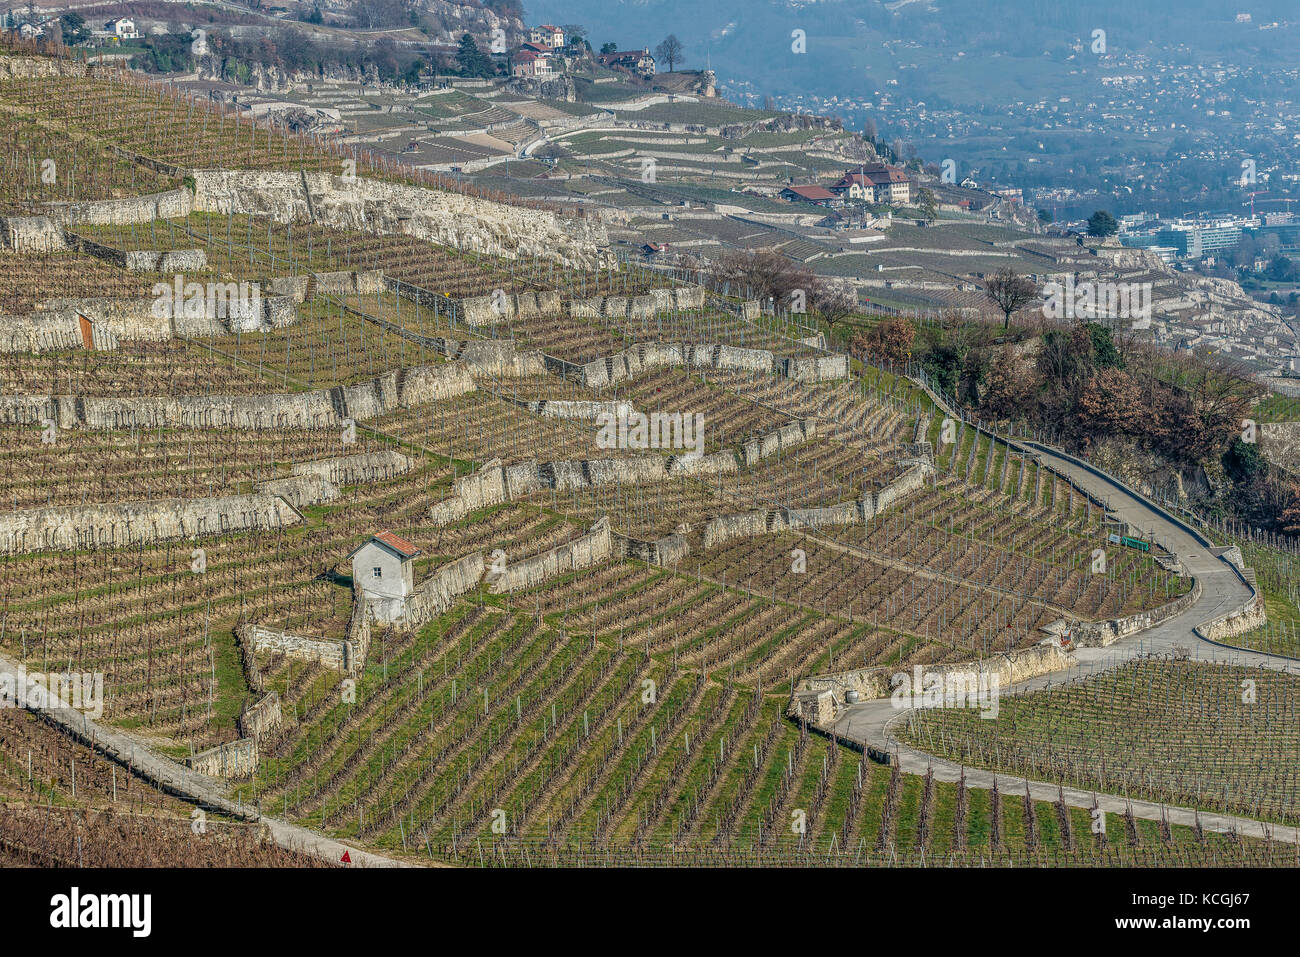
[984,267,1039,330]
[655,35,684,72]
[813,280,858,335]
[709,248,812,305]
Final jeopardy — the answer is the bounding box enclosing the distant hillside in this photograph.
[529,0,1298,107]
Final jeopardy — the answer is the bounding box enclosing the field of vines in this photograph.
[901,656,1300,825]
[247,598,1290,867]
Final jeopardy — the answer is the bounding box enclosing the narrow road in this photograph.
[829,441,1299,842]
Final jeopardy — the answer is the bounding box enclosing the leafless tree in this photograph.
[984,267,1038,330]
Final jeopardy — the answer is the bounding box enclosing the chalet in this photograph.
[347,531,421,623]
[640,241,668,258]
[780,184,839,208]
[596,48,656,78]
[529,24,565,49]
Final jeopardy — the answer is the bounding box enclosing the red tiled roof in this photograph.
[866,168,909,184]
[373,530,420,559]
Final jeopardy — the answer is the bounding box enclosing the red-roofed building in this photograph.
[829,171,878,203]
[512,49,554,78]
[831,165,912,205]
[780,184,840,207]
[348,531,422,622]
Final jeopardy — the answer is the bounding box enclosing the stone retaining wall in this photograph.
[579,341,848,388]
[700,463,933,550]
[789,643,1072,727]
[1196,588,1267,643]
[238,692,282,742]
[490,518,612,593]
[185,738,257,779]
[0,364,474,433]
[401,552,487,630]
[0,493,302,555]
[243,623,348,671]
[428,420,815,526]
[191,170,609,269]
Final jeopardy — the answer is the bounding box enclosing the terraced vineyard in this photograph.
[900,657,1300,825]
[0,44,1289,877]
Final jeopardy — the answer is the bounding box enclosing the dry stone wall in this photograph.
[290,450,413,487]
[789,643,1072,727]
[244,624,348,670]
[185,738,258,779]
[615,529,691,567]
[1196,588,1267,644]
[700,463,932,550]
[257,473,337,509]
[0,215,68,252]
[428,420,815,526]
[490,518,612,593]
[0,364,474,434]
[579,341,847,388]
[0,493,302,555]
[191,170,610,269]
[238,692,283,742]
[401,552,487,630]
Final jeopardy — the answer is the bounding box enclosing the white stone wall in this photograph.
[402,552,487,629]
[490,517,612,593]
[0,493,302,555]
[191,170,610,269]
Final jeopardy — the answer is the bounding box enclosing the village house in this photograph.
[830,164,912,206]
[105,17,140,40]
[348,530,421,623]
[866,166,912,205]
[829,171,879,203]
[780,184,840,208]
[512,49,555,78]
[596,48,656,78]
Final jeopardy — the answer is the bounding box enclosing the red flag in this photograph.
[341,850,352,864]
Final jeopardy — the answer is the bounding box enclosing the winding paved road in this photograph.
[828,442,1300,842]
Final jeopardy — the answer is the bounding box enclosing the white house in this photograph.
[529,24,564,49]
[348,530,421,623]
[105,18,140,40]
